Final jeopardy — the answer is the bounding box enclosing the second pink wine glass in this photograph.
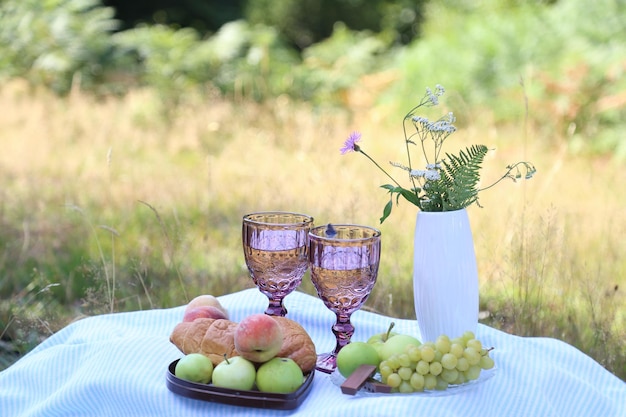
[309,224,381,373]
[242,212,314,316]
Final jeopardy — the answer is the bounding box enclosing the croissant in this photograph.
[170,318,239,366]
[272,316,317,373]
[170,316,317,373]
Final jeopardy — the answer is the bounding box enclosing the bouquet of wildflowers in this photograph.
[341,85,536,223]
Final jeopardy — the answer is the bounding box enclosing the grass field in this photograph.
[1,80,624,380]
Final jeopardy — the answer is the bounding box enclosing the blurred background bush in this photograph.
[2,0,624,152]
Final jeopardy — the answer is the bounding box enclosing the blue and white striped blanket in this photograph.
[1,288,624,417]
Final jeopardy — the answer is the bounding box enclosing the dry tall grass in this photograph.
[1,80,624,378]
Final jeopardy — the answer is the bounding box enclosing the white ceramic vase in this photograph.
[413,208,479,342]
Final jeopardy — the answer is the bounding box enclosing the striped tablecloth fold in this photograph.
[1,288,624,417]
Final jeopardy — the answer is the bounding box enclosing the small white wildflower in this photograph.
[412,115,429,125]
[435,84,445,95]
[426,163,441,170]
[428,121,443,132]
[429,120,456,133]
[390,161,411,172]
[425,87,439,105]
[410,169,426,178]
[445,124,457,134]
[425,169,441,181]
[428,94,439,106]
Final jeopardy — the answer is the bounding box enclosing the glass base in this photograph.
[315,352,337,374]
[264,296,288,317]
[264,304,287,317]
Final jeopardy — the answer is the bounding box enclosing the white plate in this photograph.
[329,365,496,397]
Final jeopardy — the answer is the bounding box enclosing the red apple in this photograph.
[185,295,229,319]
[183,306,228,322]
[234,314,283,363]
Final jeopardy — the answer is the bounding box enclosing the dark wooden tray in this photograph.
[166,359,315,410]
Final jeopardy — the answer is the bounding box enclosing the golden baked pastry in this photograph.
[170,316,317,373]
[170,318,238,366]
[272,316,317,374]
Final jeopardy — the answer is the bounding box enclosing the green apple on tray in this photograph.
[175,313,305,394]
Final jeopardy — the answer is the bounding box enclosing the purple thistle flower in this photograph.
[340,131,362,154]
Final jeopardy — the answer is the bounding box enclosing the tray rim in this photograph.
[166,359,315,410]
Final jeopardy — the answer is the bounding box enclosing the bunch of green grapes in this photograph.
[378,331,495,393]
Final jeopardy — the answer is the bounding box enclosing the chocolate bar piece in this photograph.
[340,365,377,395]
[364,380,392,394]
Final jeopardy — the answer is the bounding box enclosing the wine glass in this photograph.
[308,224,381,373]
[242,212,314,316]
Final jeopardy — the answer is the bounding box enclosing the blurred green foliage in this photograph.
[3,0,624,140]
[101,0,243,34]
[244,0,425,49]
[1,0,624,153]
[386,0,626,155]
[0,0,121,93]
[293,22,390,104]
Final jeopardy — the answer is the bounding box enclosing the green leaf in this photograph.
[399,188,421,206]
[380,199,393,223]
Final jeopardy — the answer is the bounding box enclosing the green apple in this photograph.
[174,353,214,384]
[212,355,256,391]
[367,322,398,360]
[367,322,397,345]
[336,341,380,378]
[379,334,422,361]
[256,357,304,393]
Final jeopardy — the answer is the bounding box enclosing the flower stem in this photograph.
[478,161,536,192]
[359,149,404,189]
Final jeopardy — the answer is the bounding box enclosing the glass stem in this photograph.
[332,312,354,355]
[265,296,287,316]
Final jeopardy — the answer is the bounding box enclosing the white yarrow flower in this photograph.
[425,170,441,181]
[410,169,426,178]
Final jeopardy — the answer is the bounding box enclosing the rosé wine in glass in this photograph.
[309,224,381,373]
[242,212,314,316]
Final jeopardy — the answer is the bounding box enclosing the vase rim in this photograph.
[419,208,467,214]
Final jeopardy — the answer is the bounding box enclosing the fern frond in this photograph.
[422,144,488,211]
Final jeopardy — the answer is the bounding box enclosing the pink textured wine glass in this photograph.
[242,212,314,316]
[309,224,381,373]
